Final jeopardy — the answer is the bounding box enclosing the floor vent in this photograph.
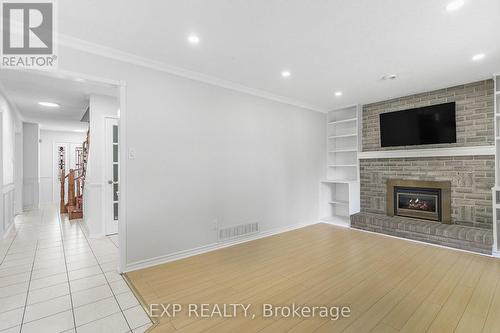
[218,223,259,241]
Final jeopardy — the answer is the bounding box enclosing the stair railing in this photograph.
[59,131,90,220]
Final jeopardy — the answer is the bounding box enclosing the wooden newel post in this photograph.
[60,170,67,213]
[76,178,81,198]
[68,169,76,209]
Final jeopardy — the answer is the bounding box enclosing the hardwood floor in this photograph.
[125,223,500,332]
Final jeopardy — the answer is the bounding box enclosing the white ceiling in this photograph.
[58,0,500,110]
[0,70,117,131]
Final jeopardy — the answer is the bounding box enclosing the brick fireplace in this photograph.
[350,79,495,254]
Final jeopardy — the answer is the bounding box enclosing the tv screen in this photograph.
[379,102,456,147]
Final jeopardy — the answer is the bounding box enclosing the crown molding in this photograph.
[327,103,359,112]
[58,34,327,113]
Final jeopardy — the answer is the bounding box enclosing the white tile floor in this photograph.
[0,205,153,333]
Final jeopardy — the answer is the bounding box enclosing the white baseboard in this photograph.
[124,220,318,272]
[322,221,350,228]
[2,221,15,239]
[493,249,500,258]
[320,218,350,228]
[79,224,106,239]
[79,220,90,237]
[88,232,106,239]
[124,219,500,273]
[79,217,105,239]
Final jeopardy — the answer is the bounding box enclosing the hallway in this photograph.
[0,206,152,333]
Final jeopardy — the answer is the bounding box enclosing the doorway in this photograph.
[0,68,126,271]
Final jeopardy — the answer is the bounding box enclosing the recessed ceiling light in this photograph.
[281,70,291,78]
[187,34,200,45]
[472,53,485,61]
[38,101,60,108]
[446,0,465,12]
[381,74,398,81]
[334,91,343,97]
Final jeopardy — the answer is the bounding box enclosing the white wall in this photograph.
[23,123,40,210]
[39,130,86,205]
[0,91,22,238]
[0,113,3,237]
[59,46,326,269]
[14,133,23,215]
[83,94,118,237]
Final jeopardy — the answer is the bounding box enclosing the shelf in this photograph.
[328,133,357,139]
[321,179,359,184]
[329,200,349,206]
[328,149,357,153]
[358,145,495,159]
[328,164,358,167]
[322,105,361,225]
[327,117,357,125]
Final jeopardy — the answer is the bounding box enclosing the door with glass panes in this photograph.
[105,118,119,235]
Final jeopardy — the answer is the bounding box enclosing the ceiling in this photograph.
[58,0,500,110]
[0,70,117,131]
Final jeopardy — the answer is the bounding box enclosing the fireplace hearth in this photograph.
[387,179,451,224]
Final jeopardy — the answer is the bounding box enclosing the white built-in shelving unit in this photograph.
[493,74,500,256]
[320,105,361,227]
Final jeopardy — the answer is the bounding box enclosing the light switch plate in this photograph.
[128,148,136,160]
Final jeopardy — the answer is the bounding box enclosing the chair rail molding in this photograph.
[3,183,15,194]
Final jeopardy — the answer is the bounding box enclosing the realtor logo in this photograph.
[1,0,57,68]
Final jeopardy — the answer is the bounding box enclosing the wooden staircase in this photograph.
[60,131,89,220]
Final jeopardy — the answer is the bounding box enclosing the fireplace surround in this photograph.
[387,179,451,224]
[350,80,494,254]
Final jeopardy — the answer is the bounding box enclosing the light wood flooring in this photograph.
[125,223,500,332]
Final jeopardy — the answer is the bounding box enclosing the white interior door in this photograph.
[105,118,119,235]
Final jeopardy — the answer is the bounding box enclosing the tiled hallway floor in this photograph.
[0,205,153,333]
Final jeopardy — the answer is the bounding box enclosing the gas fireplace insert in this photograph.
[386,179,451,224]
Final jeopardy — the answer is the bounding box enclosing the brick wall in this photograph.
[360,156,494,229]
[360,80,495,230]
[362,80,494,151]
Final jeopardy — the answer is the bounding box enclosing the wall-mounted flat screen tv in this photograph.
[379,102,456,147]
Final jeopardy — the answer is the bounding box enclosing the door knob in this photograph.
[108,180,113,184]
